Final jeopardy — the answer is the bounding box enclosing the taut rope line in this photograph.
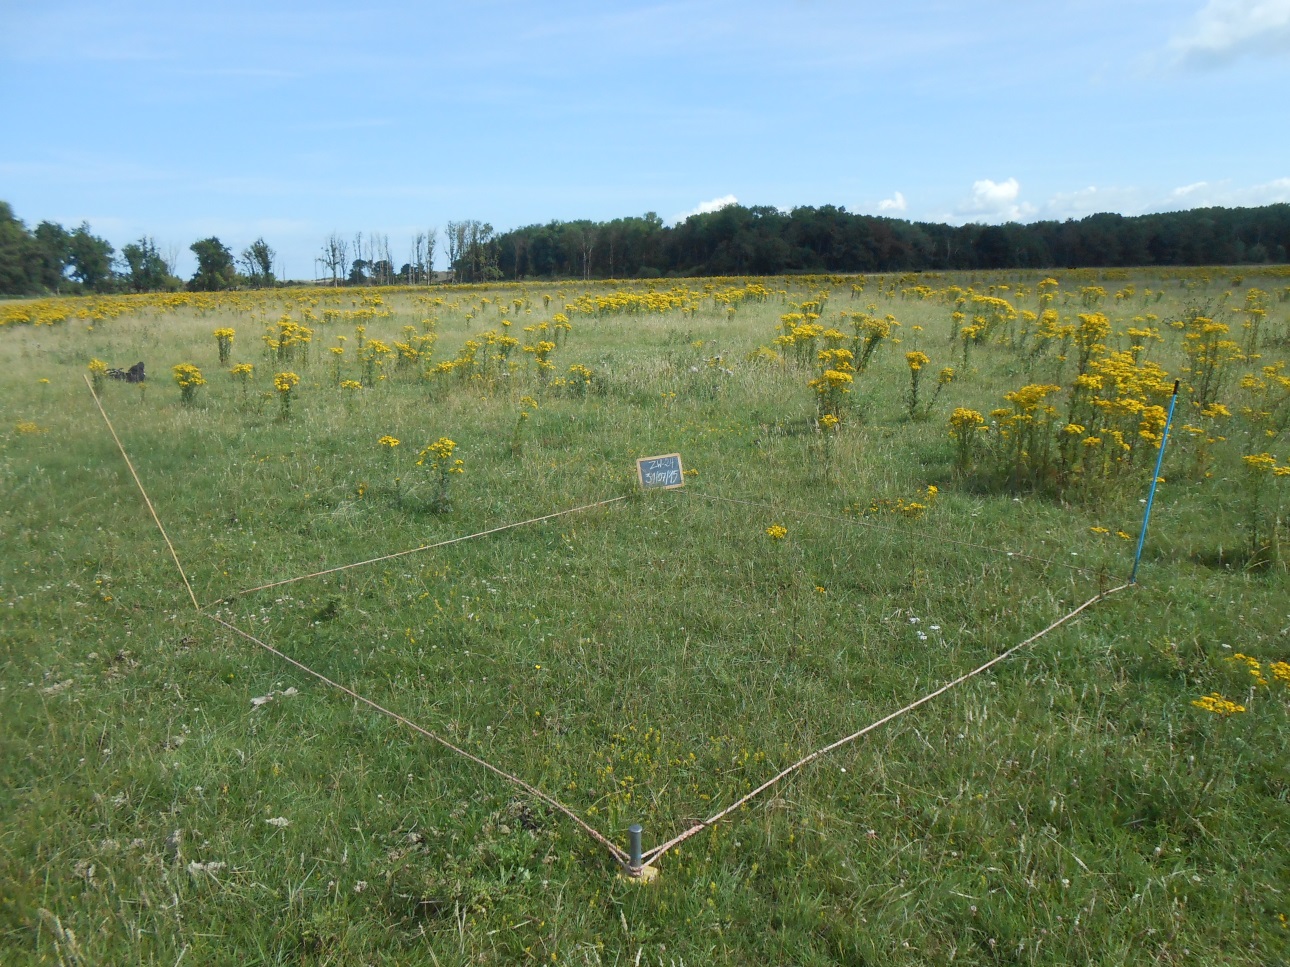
[85,378,627,867]
[204,613,629,864]
[84,375,200,611]
[639,581,1131,869]
[210,496,628,606]
[86,379,1130,877]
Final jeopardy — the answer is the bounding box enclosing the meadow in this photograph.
[2,268,1288,965]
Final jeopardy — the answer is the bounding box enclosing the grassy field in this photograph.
[2,269,1288,965]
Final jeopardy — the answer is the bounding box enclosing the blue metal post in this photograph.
[1131,380,1180,584]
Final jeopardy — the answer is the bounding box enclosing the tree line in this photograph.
[489,203,1290,279]
[3,198,1288,296]
[0,201,277,295]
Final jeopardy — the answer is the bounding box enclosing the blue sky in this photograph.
[2,0,1288,278]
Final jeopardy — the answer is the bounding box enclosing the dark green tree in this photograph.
[188,236,237,291]
[121,236,179,292]
[0,202,36,294]
[240,237,276,287]
[32,221,72,291]
[67,223,116,291]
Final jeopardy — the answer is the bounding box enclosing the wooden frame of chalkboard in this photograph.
[636,453,685,490]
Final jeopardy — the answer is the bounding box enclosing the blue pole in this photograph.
[1131,380,1180,584]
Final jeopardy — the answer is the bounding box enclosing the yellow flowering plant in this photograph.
[172,363,206,405]
[88,358,109,392]
[904,351,947,420]
[949,408,987,473]
[214,327,235,365]
[379,435,402,503]
[273,371,300,419]
[1190,693,1245,716]
[417,437,465,513]
[229,362,253,399]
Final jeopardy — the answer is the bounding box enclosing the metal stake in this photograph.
[628,824,643,872]
[1131,380,1180,584]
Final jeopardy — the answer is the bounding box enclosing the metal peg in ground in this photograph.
[620,824,658,883]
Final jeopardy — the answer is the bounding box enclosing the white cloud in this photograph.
[1160,176,1290,208]
[1042,185,1151,220]
[1041,177,1290,220]
[955,178,1034,223]
[670,194,738,224]
[1171,0,1290,66]
[877,191,907,213]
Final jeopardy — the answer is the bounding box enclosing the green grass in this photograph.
[2,270,1288,964]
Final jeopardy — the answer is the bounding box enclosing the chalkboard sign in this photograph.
[636,453,685,490]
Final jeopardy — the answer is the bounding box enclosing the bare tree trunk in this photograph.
[161,243,180,278]
[512,237,526,280]
[581,229,597,281]
[445,222,460,282]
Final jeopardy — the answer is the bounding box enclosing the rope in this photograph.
[84,374,200,611]
[210,496,628,606]
[204,613,628,864]
[639,582,1130,868]
[85,379,628,868]
[684,491,1108,578]
[86,379,1130,877]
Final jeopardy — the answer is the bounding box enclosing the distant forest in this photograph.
[3,198,1289,295]
[491,203,1290,280]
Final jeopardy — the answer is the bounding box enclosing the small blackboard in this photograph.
[636,453,685,490]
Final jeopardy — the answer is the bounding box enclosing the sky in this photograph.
[2,0,1288,278]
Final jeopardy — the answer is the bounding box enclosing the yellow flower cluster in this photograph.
[273,372,300,394]
[949,408,985,436]
[1190,693,1245,716]
[378,435,400,449]
[861,485,938,519]
[1243,452,1290,476]
[171,364,205,389]
[565,288,698,317]
[765,524,788,540]
[417,437,463,468]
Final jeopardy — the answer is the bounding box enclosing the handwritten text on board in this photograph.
[636,453,685,490]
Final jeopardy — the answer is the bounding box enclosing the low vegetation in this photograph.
[2,266,1287,963]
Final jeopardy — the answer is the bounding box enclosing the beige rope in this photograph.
[204,613,628,864]
[86,377,1129,876]
[638,582,1130,868]
[210,496,628,606]
[85,378,628,866]
[84,374,200,611]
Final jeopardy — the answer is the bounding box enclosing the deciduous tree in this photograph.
[240,237,276,287]
[188,236,237,291]
[121,236,179,291]
[67,223,115,291]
